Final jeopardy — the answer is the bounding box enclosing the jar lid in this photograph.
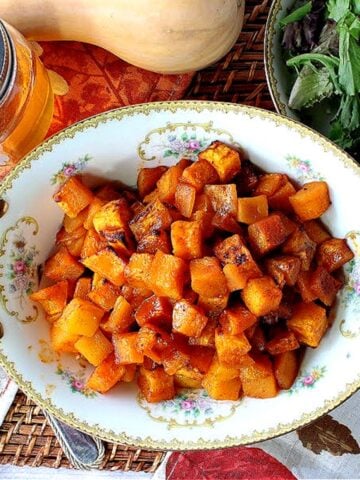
[0,20,13,101]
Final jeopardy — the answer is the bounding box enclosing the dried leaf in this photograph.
[297,414,360,455]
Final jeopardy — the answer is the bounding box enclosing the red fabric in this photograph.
[166,447,297,480]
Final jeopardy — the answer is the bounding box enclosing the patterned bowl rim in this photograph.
[0,100,359,450]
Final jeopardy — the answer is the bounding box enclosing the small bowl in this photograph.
[0,101,359,449]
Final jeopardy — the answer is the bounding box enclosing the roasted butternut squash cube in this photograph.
[82,248,127,286]
[317,238,354,272]
[137,230,171,254]
[171,220,202,260]
[93,198,131,234]
[248,325,266,353]
[190,256,228,298]
[137,324,172,363]
[199,141,241,182]
[180,159,219,191]
[266,330,300,355]
[204,354,240,381]
[215,329,251,366]
[56,226,87,257]
[50,318,79,353]
[60,298,105,336]
[137,166,168,199]
[29,280,68,315]
[219,305,257,335]
[198,293,229,314]
[274,351,299,390]
[188,346,215,373]
[124,253,153,290]
[268,180,297,212]
[203,376,242,400]
[129,199,172,241]
[86,353,125,393]
[122,364,137,383]
[174,183,196,218]
[265,255,301,288]
[135,295,173,327]
[190,193,215,237]
[73,277,92,300]
[282,228,316,271]
[296,271,317,302]
[88,280,120,311]
[80,228,107,258]
[309,266,342,306]
[121,284,152,311]
[241,276,282,316]
[303,220,331,244]
[287,302,328,347]
[53,176,93,218]
[237,195,268,224]
[289,181,330,220]
[239,355,278,398]
[255,173,287,197]
[212,212,242,234]
[101,296,133,334]
[138,366,175,403]
[235,159,260,195]
[96,184,121,201]
[214,233,255,264]
[44,246,85,282]
[64,207,89,233]
[75,329,113,366]
[100,228,134,258]
[204,184,238,216]
[149,251,187,300]
[46,313,62,324]
[161,342,190,376]
[113,332,144,364]
[156,162,189,204]
[174,366,204,389]
[172,300,208,337]
[188,317,217,347]
[83,197,107,230]
[274,211,298,236]
[248,214,289,256]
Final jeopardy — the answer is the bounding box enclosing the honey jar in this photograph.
[0,19,54,165]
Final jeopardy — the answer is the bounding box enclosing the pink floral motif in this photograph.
[289,366,326,393]
[302,375,315,386]
[181,399,196,410]
[13,260,27,274]
[51,154,91,185]
[8,235,38,299]
[56,366,96,398]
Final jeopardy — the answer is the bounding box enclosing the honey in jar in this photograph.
[0,19,54,166]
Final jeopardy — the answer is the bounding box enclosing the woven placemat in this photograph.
[0,0,273,470]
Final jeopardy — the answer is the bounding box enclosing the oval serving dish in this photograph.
[0,101,359,449]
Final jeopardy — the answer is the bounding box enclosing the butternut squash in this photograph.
[0,0,245,74]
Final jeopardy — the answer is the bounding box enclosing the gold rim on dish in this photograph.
[0,100,359,450]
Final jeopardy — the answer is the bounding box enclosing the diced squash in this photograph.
[239,355,278,398]
[137,166,168,198]
[174,367,204,389]
[191,193,214,238]
[248,214,289,256]
[80,228,107,258]
[296,271,317,302]
[100,228,134,258]
[124,253,153,290]
[50,319,79,353]
[137,230,171,254]
[82,248,127,286]
[172,300,208,337]
[135,295,173,327]
[190,256,228,298]
[255,173,287,197]
[317,238,354,272]
[198,293,229,314]
[309,266,342,306]
[235,159,260,195]
[96,184,121,201]
[101,296,133,334]
[93,198,131,233]
[156,162,189,204]
[247,325,266,353]
[121,284,152,311]
[161,340,190,376]
[46,313,62,324]
[204,184,238,216]
[212,211,242,234]
[188,346,215,373]
[180,159,219,191]
[289,181,330,221]
[237,195,268,224]
[44,246,85,282]
[56,226,87,257]
[282,228,316,271]
[53,176,93,218]
[274,351,299,390]
[199,141,241,182]
[129,199,172,241]
[73,277,92,299]
[274,211,298,236]
[122,364,137,383]
[268,180,297,212]
[266,330,300,355]
[215,329,251,366]
[189,317,217,347]
[171,220,203,260]
[265,255,301,288]
[219,305,257,335]
[203,354,239,381]
[60,298,105,336]
[84,197,107,230]
[287,302,328,347]
[148,251,187,300]
[174,183,196,218]
[242,276,282,316]
[88,280,120,311]
[113,332,144,364]
[29,280,68,315]
[137,366,175,403]
[137,324,172,363]
[64,207,89,233]
[303,220,331,244]
[75,330,113,366]
[86,353,125,393]
[204,376,242,400]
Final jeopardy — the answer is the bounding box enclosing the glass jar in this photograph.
[0,19,54,165]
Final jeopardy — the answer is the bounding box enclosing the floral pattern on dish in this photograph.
[56,366,96,398]
[286,155,324,182]
[289,366,326,394]
[51,154,92,185]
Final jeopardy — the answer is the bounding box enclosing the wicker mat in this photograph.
[0,0,273,470]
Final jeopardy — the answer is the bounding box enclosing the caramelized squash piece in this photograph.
[86,353,125,393]
[60,298,105,337]
[215,329,251,366]
[135,295,173,327]
[239,355,278,398]
[296,271,317,302]
[237,195,268,224]
[255,173,287,197]
[137,230,171,254]
[44,246,85,282]
[101,296,133,334]
[156,161,190,204]
[124,253,153,290]
[56,226,87,257]
[113,332,144,364]
[189,317,217,347]
[171,220,203,260]
[202,355,241,400]
[138,366,175,403]
[174,183,197,218]
[282,228,316,271]
[191,193,214,238]
[75,330,114,366]
[53,176,93,218]
[317,238,354,272]
[88,279,120,311]
[266,330,300,355]
[289,181,330,220]
[50,318,79,353]
[29,280,68,315]
[309,265,342,306]
[129,199,172,241]
[190,256,228,298]
[81,228,107,258]
[82,248,127,286]
[83,197,107,230]
[248,214,289,256]
[172,300,208,337]
[137,166,168,199]
[242,276,282,316]
[266,255,301,288]
[287,302,328,347]
[274,351,299,390]
[268,180,296,212]
[73,277,92,300]
[204,184,238,217]
[64,207,89,233]
[219,305,257,335]
[303,220,331,244]
[199,141,241,182]
[148,251,187,300]
[180,159,219,191]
